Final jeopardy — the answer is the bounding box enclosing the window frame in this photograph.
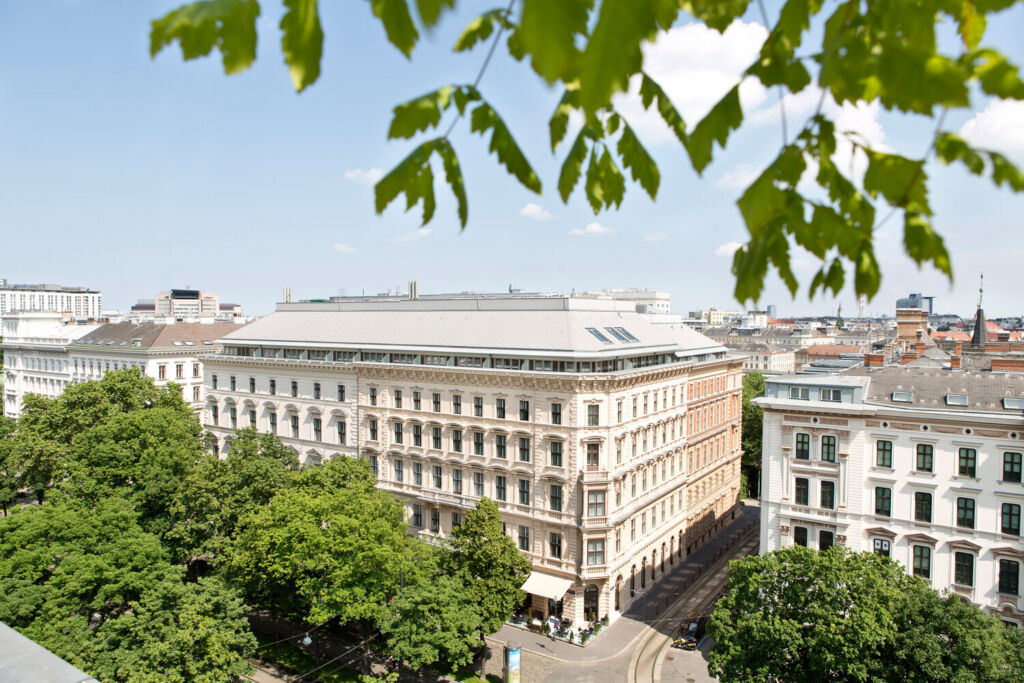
[876,440,893,468]
[916,444,934,472]
[875,486,892,517]
[913,545,931,579]
[956,497,976,529]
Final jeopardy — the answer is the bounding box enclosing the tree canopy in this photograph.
[740,371,764,494]
[150,0,1024,302]
[708,546,1024,682]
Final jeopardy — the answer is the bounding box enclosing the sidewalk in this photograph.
[488,502,760,664]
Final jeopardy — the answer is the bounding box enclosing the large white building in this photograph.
[2,312,241,418]
[0,278,101,322]
[203,293,743,625]
[756,368,1024,625]
[581,288,672,314]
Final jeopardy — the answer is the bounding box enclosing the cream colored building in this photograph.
[203,293,744,625]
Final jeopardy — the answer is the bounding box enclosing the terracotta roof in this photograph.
[72,321,245,350]
[801,343,864,356]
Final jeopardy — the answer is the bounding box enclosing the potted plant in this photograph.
[542,622,551,637]
[568,632,575,644]
[581,630,591,645]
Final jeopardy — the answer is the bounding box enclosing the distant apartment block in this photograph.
[0,277,101,322]
[129,288,244,321]
[690,307,743,326]
[736,343,795,375]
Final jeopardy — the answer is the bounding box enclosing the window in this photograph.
[790,386,809,400]
[1003,503,1021,536]
[313,417,322,441]
[496,434,507,459]
[551,403,562,425]
[432,393,441,412]
[194,386,202,402]
[821,435,836,462]
[892,391,913,403]
[549,532,562,559]
[473,396,483,417]
[249,377,255,393]
[432,427,442,449]
[954,552,974,587]
[820,388,841,402]
[452,429,463,452]
[212,374,218,390]
[586,327,612,343]
[193,363,200,378]
[393,389,402,408]
[915,491,932,523]
[313,383,321,400]
[550,484,563,512]
[290,381,298,398]
[1005,452,1023,483]
[369,387,377,405]
[875,487,892,516]
[229,374,236,390]
[617,400,623,422]
[519,437,530,462]
[587,404,599,426]
[412,424,422,447]
[174,364,184,379]
[473,472,483,495]
[550,441,563,467]
[957,498,976,529]
[229,406,237,429]
[916,444,933,472]
[452,395,462,415]
[876,440,893,468]
[412,505,423,527]
[452,511,461,527]
[587,539,605,565]
[588,490,606,516]
[394,460,404,482]
[795,433,810,459]
[519,479,531,506]
[413,391,421,410]
[337,384,345,401]
[269,379,276,395]
[269,412,277,433]
[958,448,977,477]
[413,462,422,485]
[369,419,378,441]
[520,400,530,421]
[820,481,835,510]
[393,422,403,444]
[913,546,931,579]
[873,538,891,557]
[819,530,834,550]
[337,421,346,444]
[453,469,463,494]
[999,559,1020,595]
[794,526,808,546]
[432,465,442,489]
[496,475,507,501]
[795,478,809,505]
[290,414,299,438]
[430,508,440,532]
[518,525,530,551]
[472,431,484,455]
[586,443,599,470]
[496,398,505,419]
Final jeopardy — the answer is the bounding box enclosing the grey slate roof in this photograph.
[844,366,1024,413]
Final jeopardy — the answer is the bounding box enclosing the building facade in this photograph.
[736,343,795,375]
[202,294,744,625]
[757,369,1024,625]
[0,279,101,322]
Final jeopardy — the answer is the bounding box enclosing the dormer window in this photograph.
[945,394,969,406]
[790,386,810,400]
[892,391,913,403]
[820,388,841,402]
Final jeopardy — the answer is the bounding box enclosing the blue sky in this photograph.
[1,1,1022,318]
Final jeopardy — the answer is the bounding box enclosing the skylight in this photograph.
[614,327,640,342]
[173,341,184,346]
[184,341,195,346]
[586,327,613,344]
[1004,398,1024,410]
[605,327,629,342]
[892,391,913,403]
[945,394,969,406]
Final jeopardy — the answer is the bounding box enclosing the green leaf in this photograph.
[956,0,987,49]
[415,0,455,27]
[965,48,1024,99]
[517,0,591,83]
[549,87,579,151]
[679,0,754,33]
[597,147,626,209]
[371,0,419,58]
[863,150,930,214]
[437,140,469,228]
[617,123,660,199]
[638,75,687,146]
[150,0,260,75]
[387,85,455,139]
[737,173,788,233]
[684,85,743,173]
[854,243,882,299]
[469,102,542,194]
[584,148,603,213]
[280,0,323,92]
[558,129,590,202]
[877,46,969,114]
[989,151,1024,192]
[374,139,441,224]
[903,211,952,278]
[453,8,510,52]
[934,132,986,175]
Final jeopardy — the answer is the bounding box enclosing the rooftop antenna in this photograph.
[977,272,984,310]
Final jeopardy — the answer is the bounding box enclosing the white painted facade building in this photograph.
[0,279,101,322]
[756,369,1024,625]
[203,294,744,626]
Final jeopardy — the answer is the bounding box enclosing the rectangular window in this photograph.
[587,539,605,565]
[496,398,505,419]
[313,417,322,441]
[587,490,606,516]
[212,374,218,390]
[1005,452,1023,483]
[820,481,835,510]
[453,469,462,494]
[519,479,531,506]
[290,414,299,438]
[474,396,483,417]
[617,400,623,422]
[229,407,237,429]
[394,460,403,483]
[587,404,599,426]
[958,448,977,477]
[520,400,530,421]
[413,462,422,486]
[412,505,423,527]
[193,363,200,378]
[473,431,484,455]
[473,472,483,495]
[1003,503,1021,536]
[957,497,976,529]
[550,441,563,467]
[954,552,974,587]
[313,383,321,400]
[519,437,530,462]
[795,433,810,460]
[291,381,298,398]
[268,379,275,395]
[337,421,346,444]
[496,435,507,459]
[999,559,1020,595]
[369,387,377,405]
[413,391,421,410]
[549,532,562,559]
[175,364,184,379]
[432,393,441,412]
[432,465,442,489]
[369,455,378,476]
[496,475,507,501]
[913,546,931,579]
[337,384,345,401]
[790,386,809,400]
[269,412,277,434]
[432,427,442,450]
[819,530,834,551]
[194,386,202,402]
[550,484,563,512]
[915,491,932,523]
[413,424,422,446]
[249,377,256,393]
[795,477,809,506]
[452,511,461,527]
[452,429,463,453]
[794,526,808,546]
[228,374,234,390]
[452,395,462,415]
[518,525,530,551]
[430,508,440,532]
[820,388,841,402]
[369,419,378,441]
[873,538,891,557]
[551,403,562,425]
[393,389,402,408]
[586,443,600,470]
[875,487,892,516]
[821,435,837,462]
[876,440,893,468]
[916,444,933,472]
[394,422,403,444]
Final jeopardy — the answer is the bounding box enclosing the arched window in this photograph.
[584,584,599,622]
[670,536,675,565]
[661,543,667,572]
[640,558,647,589]
[651,551,657,580]
[630,566,636,597]
[615,575,622,611]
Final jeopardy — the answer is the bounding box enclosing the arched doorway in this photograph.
[678,530,684,558]
[670,536,675,565]
[584,584,599,622]
[661,543,667,572]
[615,575,622,611]
[651,551,657,581]
[630,566,636,597]
[641,558,647,588]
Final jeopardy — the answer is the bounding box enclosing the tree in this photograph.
[149,1,1024,303]
[740,371,764,496]
[442,497,531,635]
[708,546,1024,682]
[0,417,17,514]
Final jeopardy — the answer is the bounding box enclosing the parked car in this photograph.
[679,615,709,650]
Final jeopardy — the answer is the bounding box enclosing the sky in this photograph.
[1,1,1022,319]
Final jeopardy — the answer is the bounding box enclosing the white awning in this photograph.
[520,571,573,600]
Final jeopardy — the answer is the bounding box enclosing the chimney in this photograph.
[408,280,419,300]
[916,342,925,355]
[901,352,918,364]
[865,353,884,367]
[950,355,961,369]
[955,341,963,356]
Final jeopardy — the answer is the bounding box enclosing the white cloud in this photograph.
[520,203,554,220]
[332,243,356,253]
[569,222,615,236]
[613,20,768,146]
[343,168,384,186]
[716,164,759,189]
[388,228,431,244]
[961,99,1024,158]
[715,241,743,257]
[642,232,670,243]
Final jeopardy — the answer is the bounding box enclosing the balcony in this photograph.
[582,515,609,529]
[582,469,609,483]
[580,563,609,579]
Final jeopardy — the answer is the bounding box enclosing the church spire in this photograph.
[971,273,986,348]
